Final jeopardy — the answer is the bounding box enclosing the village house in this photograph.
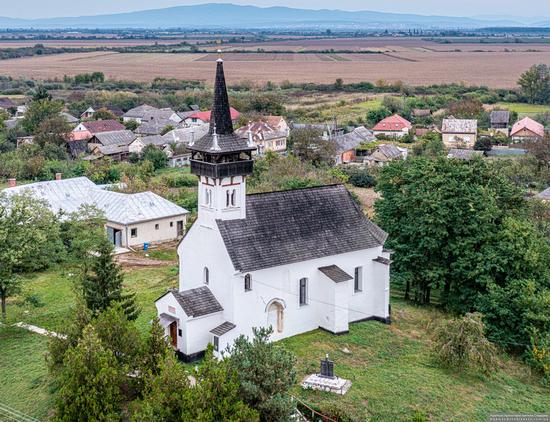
[411,109,431,120]
[441,117,478,148]
[162,125,210,146]
[372,114,412,138]
[3,176,188,248]
[128,135,166,155]
[15,105,27,119]
[80,107,96,120]
[332,126,375,164]
[60,112,79,126]
[155,58,391,362]
[135,118,183,136]
[490,110,510,135]
[71,119,125,141]
[510,117,545,142]
[183,107,240,126]
[0,97,15,112]
[447,148,484,160]
[235,116,290,156]
[364,143,408,166]
[122,105,181,125]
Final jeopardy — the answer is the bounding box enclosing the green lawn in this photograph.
[494,102,550,116]
[0,326,53,420]
[283,298,548,421]
[3,265,547,421]
[6,264,178,336]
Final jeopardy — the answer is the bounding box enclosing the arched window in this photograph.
[244,274,252,291]
[231,189,236,206]
[204,267,209,284]
[226,190,231,207]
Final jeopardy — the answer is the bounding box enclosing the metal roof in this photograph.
[442,118,477,134]
[93,130,136,146]
[3,177,188,225]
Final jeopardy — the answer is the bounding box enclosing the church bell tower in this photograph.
[189,54,256,227]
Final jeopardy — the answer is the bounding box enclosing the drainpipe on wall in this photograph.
[125,226,129,248]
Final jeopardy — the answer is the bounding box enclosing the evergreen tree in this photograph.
[55,326,123,421]
[141,317,170,377]
[81,238,139,320]
[228,327,296,422]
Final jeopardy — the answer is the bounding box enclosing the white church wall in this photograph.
[155,293,188,352]
[185,312,224,355]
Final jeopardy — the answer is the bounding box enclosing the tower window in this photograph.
[231,189,236,206]
[204,267,209,284]
[299,278,308,306]
[244,274,252,291]
[226,190,231,207]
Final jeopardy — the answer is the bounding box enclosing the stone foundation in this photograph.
[301,374,352,395]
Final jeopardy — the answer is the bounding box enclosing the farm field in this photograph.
[1,48,549,87]
[492,102,550,115]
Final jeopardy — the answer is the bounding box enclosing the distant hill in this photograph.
[0,3,544,30]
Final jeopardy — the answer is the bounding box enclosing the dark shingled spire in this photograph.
[188,56,255,154]
[210,58,234,135]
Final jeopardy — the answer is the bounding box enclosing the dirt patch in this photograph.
[349,187,381,217]
[115,253,173,269]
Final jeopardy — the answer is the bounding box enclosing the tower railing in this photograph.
[190,159,254,178]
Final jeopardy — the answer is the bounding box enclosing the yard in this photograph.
[1,254,547,421]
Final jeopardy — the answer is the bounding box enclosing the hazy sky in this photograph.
[2,0,548,19]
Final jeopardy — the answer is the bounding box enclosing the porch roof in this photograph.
[318,265,353,283]
[210,321,236,336]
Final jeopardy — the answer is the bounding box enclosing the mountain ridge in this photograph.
[0,3,547,29]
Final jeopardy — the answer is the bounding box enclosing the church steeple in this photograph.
[189,55,255,226]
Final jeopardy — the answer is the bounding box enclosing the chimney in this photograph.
[55,173,62,181]
[7,178,16,188]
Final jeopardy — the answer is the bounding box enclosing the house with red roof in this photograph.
[184,107,240,126]
[510,117,545,141]
[70,119,126,141]
[372,114,412,138]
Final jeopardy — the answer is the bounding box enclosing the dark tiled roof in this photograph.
[373,256,391,265]
[82,119,125,134]
[490,110,510,124]
[93,130,136,146]
[0,97,15,108]
[172,287,223,318]
[217,185,387,273]
[210,321,236,336]
[318,265,353,283]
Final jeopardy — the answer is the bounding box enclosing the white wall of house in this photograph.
[373,128,409,138]
[156,293,188,351]
[107,215,186,247]
[442,133,477,147]
[128,138,145,154]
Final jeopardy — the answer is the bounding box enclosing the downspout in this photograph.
[125,225,129,248]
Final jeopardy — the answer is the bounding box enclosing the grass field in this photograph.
[5,263,178,336]
[1,48,548,87]
[0,326,53,420]
[494,102,550,115]
[283,298,549,421]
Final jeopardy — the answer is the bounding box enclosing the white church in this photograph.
[155,58,392,361]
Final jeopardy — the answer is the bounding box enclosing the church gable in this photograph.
[216,185,388,273]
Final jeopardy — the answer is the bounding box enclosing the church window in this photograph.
[231,189,236,206]
[204,267,210,285]
[299,278,308,306]
[354,267,363,292]
[244,274,252,291]
[226,190,230,207]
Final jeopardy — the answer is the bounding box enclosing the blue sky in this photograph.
[2,0,548,20]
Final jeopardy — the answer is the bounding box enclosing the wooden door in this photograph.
[169,321,178,348]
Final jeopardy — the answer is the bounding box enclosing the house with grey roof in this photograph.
[155,58,391,362]
[331,126,375,164]
[364,144,408,166]
[3,176,188,248]
[490,110,510,134]
[447,148,484,160]
[442,117,478,148]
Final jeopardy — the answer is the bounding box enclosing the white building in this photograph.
[155,59,391,362]
[3,176,188,248]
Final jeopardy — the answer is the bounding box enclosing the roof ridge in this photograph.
[247,183,345,197]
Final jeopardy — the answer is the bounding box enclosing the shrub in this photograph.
[432,313,498,374]
[344,167,376,188]
[526,330,550,386]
